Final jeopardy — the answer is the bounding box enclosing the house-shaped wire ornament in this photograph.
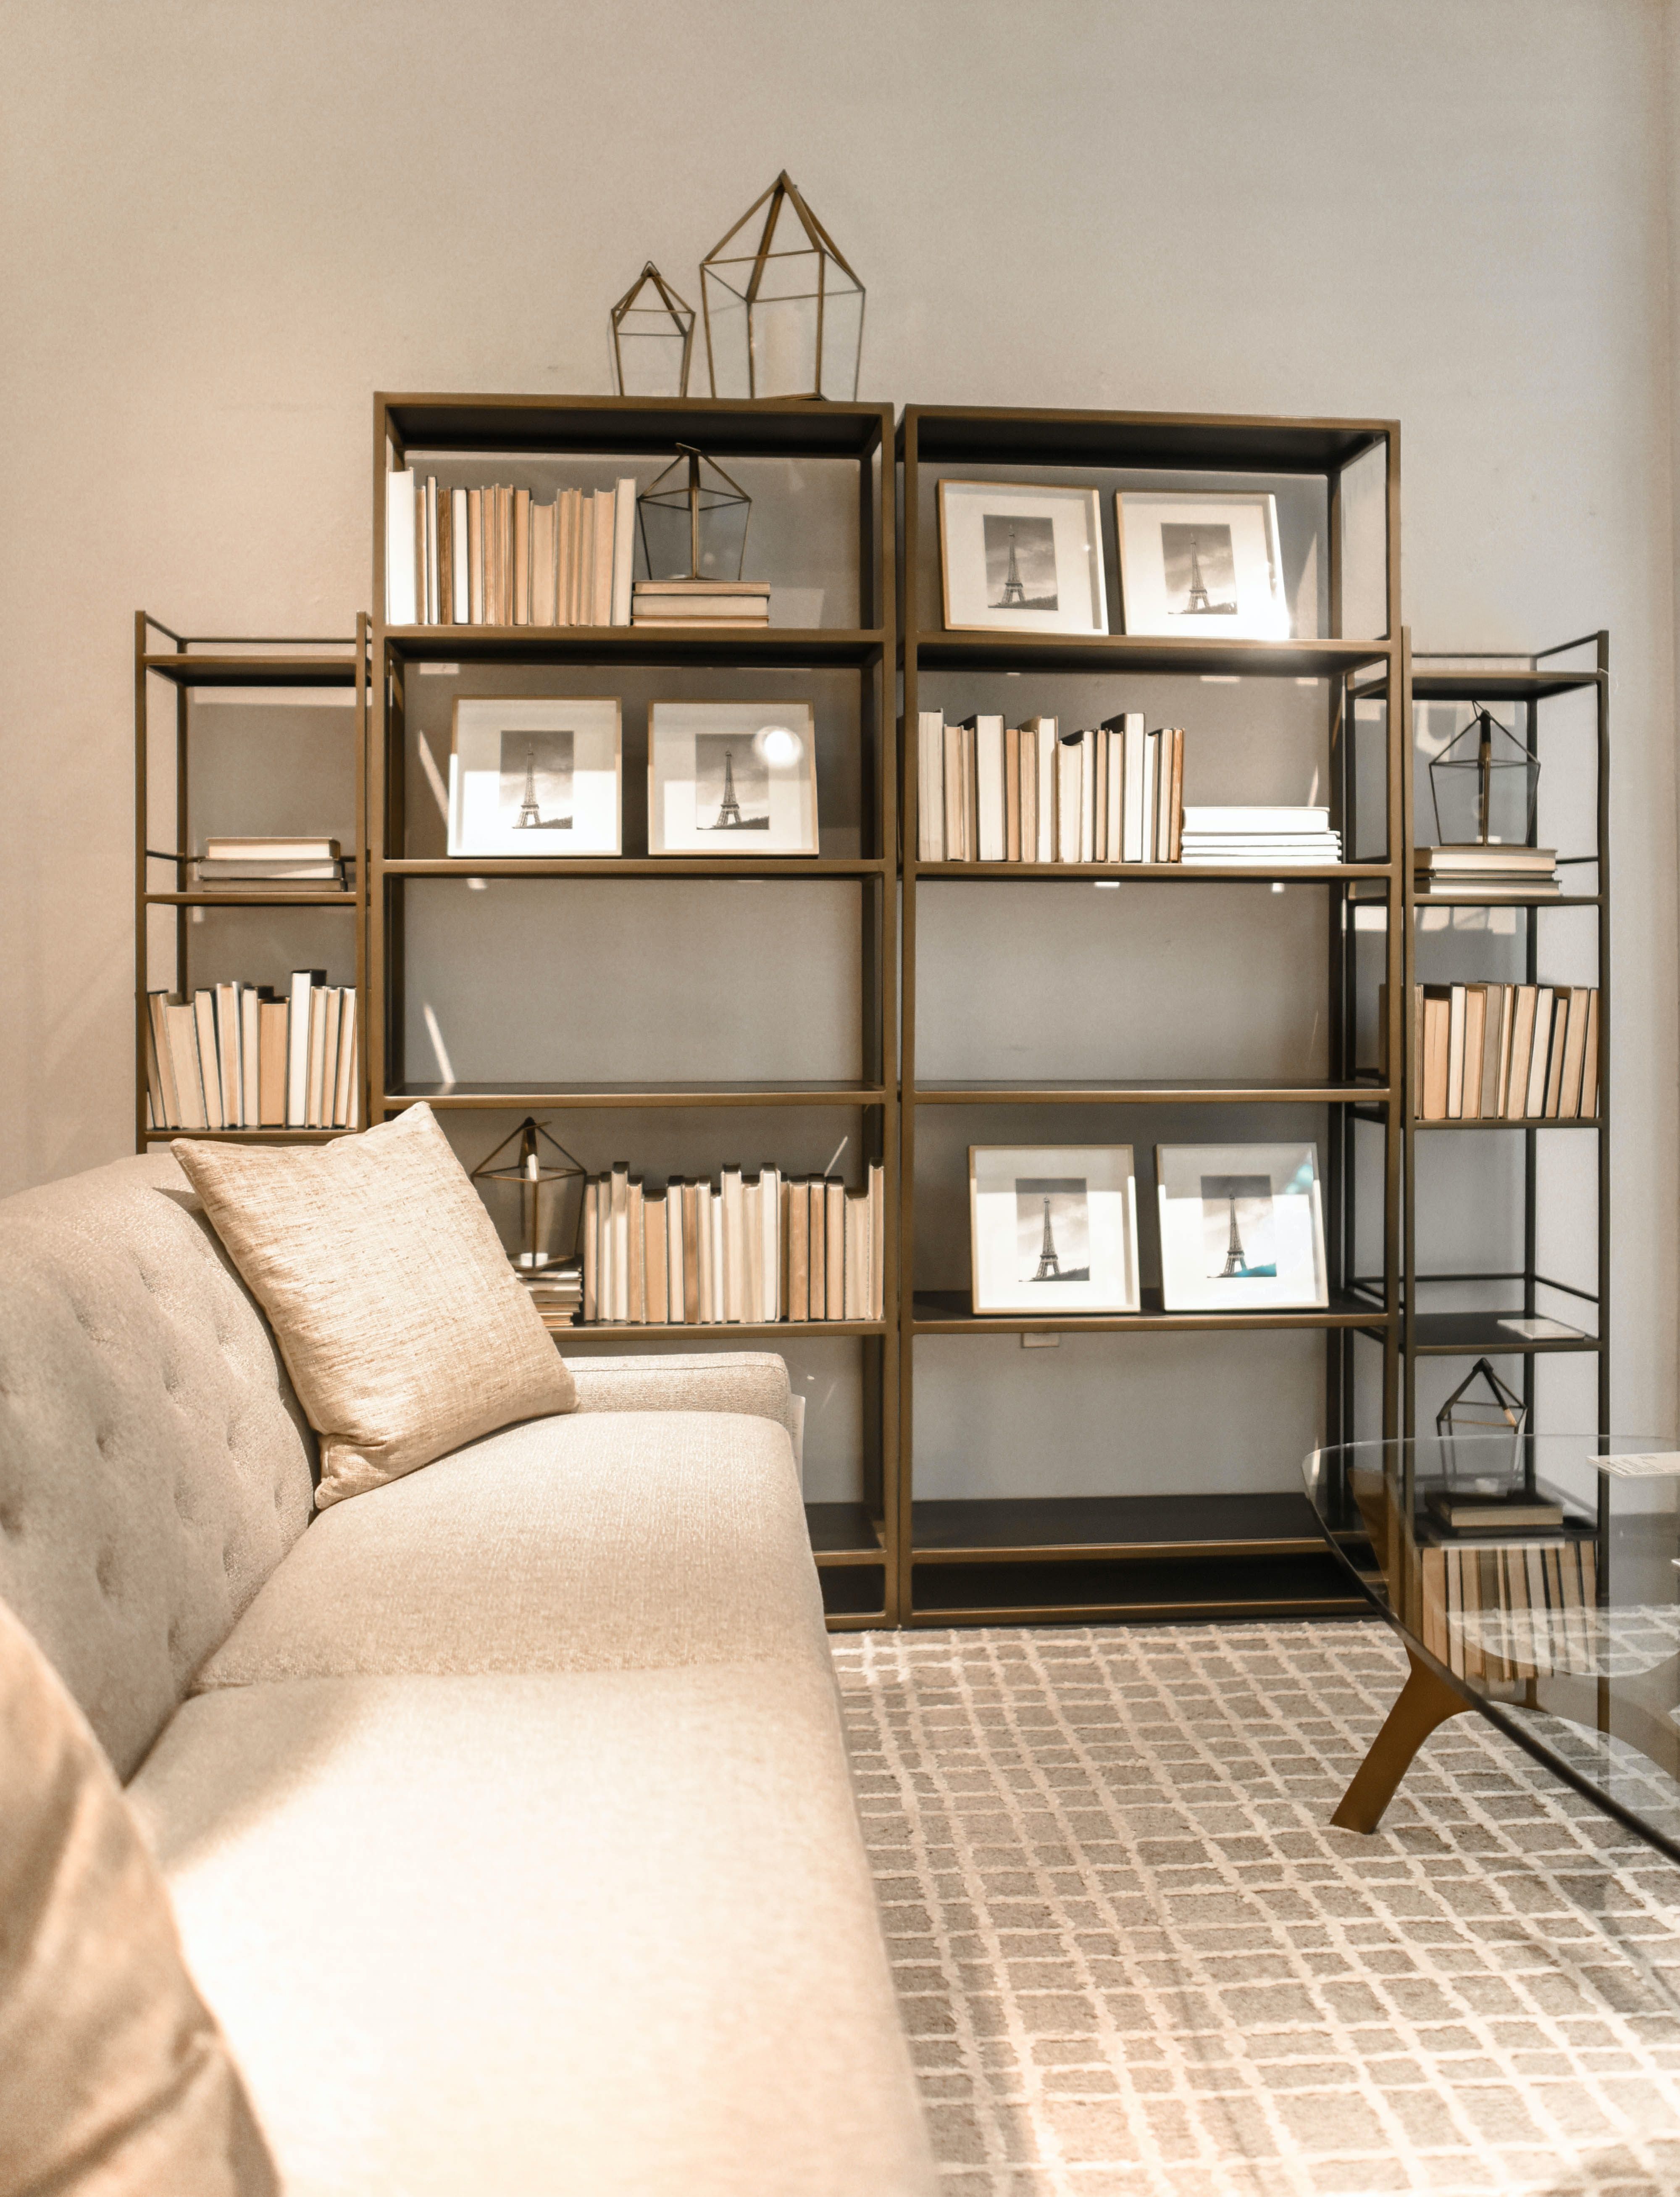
[609,263,696,399]
[1428,702,1540,848]
[637,444,752,584]
[1435,1356,1527,1475]
[699,172,865,402]
[470,1116,586,1273]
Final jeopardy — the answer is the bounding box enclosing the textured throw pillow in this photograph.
[0,1596,277,2197]
[173,1104,576,1508]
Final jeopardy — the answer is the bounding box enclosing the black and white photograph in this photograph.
[694,732,771,834]
[983,515,1059,613]
[449,696,622,857]
[648,699,819,855]
[498,728,573,834]
[1116,490,1289,639]
[1157,1143,1326,1309]
[1015,1177,1090,1282]
[970,1145,1138,1313]
[938,479,1107,636]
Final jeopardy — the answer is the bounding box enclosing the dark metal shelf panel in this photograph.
[379,857,884,880]
[912,1491,1325,1561]
[907,1549,1367,1623]
[1407,1311,1598,1357]
[901,404,1392,474]
[1413,893,1601,909]
[383,393,891,460]
[145,890,358,908]
[1358,666,1601,703]
[910,859,1392,883]
[381,624,886,668]
[1412,1116,1599,1131]
[807,1502,886,1563]
[389,1081,886,1110]
[143,652,361,689]
[912,1079,1389,1107]
[142,1127,354,1143]
[910,1287,1387,1336]
[910,632,1386,679]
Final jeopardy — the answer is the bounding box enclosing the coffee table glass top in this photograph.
[1304,1435,1680,1861]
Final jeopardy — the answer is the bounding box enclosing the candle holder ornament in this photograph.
[609,262,696,399]
[1428,701,1540,848]
[470,1116,586,1274]
[699,171,865,402]
[636,444,752,584]
[1436,1356,1527,1475]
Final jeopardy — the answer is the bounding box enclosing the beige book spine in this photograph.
[1504,987,1538,1118]
[593,487,615,624]
[742,1177,763,1326]
[239,988,263,1131]
[868,1161,885,1321]
[1459,985,1487,1120]
[608,1164,630,1322]
[721,1165,744,1323]
[1019,726,1037,865]
[513,487,531,625]
[681,1181,702,1324]
[215,982,243,1127]
[575,495,595,627]
[644,1193,668,1324]
[843,1191,869,1320]
[1523,987,1555,1118]
[318,986,342,1129]
[257,1000,288,1126]
[1581,989,1601,1118]
[1169,728,1186,862]
[759,1166,781,1321]
[467,489,483,624]
[305,985,329,1128]
[824,1178,845,1322]
[943,724,964,860]
[665,1180,687,1324]
[627,1178,646,1323]
[332,991,357,1128]
[709,1190,725,1326]
[1420,990,1450,1120]
[193,991,223,1129]
[788,1181,809,1321]
[1543,992,1570,1117]
[581,1180,599,1323]
[1004,724,1021,861]
[806,1180,825,1321]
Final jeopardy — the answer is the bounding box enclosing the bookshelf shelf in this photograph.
[906,1565,1365,1626]
[910,1288,1387,1335]
[915,1079,1390,1106]
[909,861,1391,884]
[1409,1115,1599,1131]
[384,626,887,669]
[140,1126,356,1145]
[381,857,888,879]
[557,1318,887,1340]
[387,1081,888,1109]
[911,1492,1326,1560]
[805,1502,886,1560]
[140,652,363,690]
[1407,1311,1596,1356]
[913,633,1386,680]
[145,891,358,908]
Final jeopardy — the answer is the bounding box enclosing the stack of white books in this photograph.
[1415,843,1560,899]
[1178,806,1342,866]
[631,579,769,628]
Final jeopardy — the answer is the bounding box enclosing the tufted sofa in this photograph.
[0,1151,936,2197]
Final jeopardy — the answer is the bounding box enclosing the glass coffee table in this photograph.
[1305,1435,1680,1861]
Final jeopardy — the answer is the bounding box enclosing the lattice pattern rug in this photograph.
[831,1622,1680,2197]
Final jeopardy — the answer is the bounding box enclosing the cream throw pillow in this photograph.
[173,1104,576,1508]
[0,1596,277,2196]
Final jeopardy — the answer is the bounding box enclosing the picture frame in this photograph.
[938,480,1108,637]
[969,1145,1141,1315]
[1156,1143,1328,1311]
[647,699,819,856]
[447,696,622,858]
[1115,490,1289,640]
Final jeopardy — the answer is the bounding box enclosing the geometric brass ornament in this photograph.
[1428,701,1540,850]
[609,262,696,400]
[1436,1355,1527,1474]
[469,1115,586,1274]
[636,444,752,584]
[700,171,864,402]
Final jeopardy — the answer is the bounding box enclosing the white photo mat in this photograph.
[648,699,818,855]
[938,480,1108,637]
[1157,1142,1328,1310]
[1116,490,1289,640]
[448,696,622,856]
[970,1145,1140,1315]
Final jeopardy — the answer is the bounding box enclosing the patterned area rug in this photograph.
[831,1622,1680,2197]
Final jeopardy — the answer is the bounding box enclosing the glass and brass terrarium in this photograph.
[699,171,865,402]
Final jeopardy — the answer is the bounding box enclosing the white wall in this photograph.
[1,0,1675,1429]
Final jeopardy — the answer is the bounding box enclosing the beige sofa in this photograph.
[0,1152,935,2197]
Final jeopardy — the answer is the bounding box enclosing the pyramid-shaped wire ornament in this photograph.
[699,172,864,402]
[1428,701,1539,848]
[1436,1356,1527,1476]
[609,262,696,399]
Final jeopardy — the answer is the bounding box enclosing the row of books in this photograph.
[1417,1537,1598,1682]
[189,836,352,892]
[1416,843,1560,899]
[915,713,1185,864]
[386,474,636,629]
[1409,981,1600,1122]
[144,974,358,1131]
[574,1162,886,1327]
[1180,806,1342,866]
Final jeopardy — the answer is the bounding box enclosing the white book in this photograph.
[1525,987,1555,1118]
[424,477,439,624]
[287,970,319,1127]
[166,1001,208,1130]
[1446,986,1466,1118]
[742,1177,763,1326]
[239,988,262,1127]
[385,469,417,625]
[1078,731,1094,862]
[759,1165,781,1321]
[1119,717,1147,861]
[918,712,944,861]
[709,1189,726,1326]
[1033,717,1055,860]
[1056,735,1082,863]
[450,489,468,623]
[148,992,181,1129]
[1105,729,1123,863]
[320,987,342,1129]
[612,1165,631,1323]
[193,991,224,1130]
[305,986,330,1128]
[665,1180,687,1324]
[1183,805,1331,834]
[696,1188,714,1324]
[333,990,358,1128]
[214,981,243,1127]
[610,478,637,625]
[1139,732,1157,864]
[970,716,1005,861]
[868,1161,885,1321]
[721,1165,744,1323]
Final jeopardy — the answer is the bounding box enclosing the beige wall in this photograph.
[2,0,1675,1428]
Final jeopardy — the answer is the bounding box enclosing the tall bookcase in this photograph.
[896,406,1404,1626]
[1382,637,1609,1442]
[134,613,370,1148]
[368,395,898,1626]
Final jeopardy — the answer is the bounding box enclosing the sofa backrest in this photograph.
[0,1152,315,1778]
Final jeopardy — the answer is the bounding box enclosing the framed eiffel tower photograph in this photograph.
[969,1144,1140,1314]
[647,700,818,855]
[1155,1142,1328,1310]
[1115,489,1290,640]
[937,480,1107,636]
[447,697,622,856]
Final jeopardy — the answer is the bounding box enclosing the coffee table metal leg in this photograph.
[1331,1649,1471,1833]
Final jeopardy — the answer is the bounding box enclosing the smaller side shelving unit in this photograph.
[134,613,371,1148]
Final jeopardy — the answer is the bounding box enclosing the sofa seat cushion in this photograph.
[192,1410,826,1689]
[128,1665,937,2197]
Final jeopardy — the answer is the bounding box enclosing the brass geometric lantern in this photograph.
[609,262,696,399]
[1428,703,1540,849]
[470,1116,586,1274]
[1436,1356,1527,1474]
[700,171,865,402]
[637,444,752,584]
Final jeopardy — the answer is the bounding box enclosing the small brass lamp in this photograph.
[609,262,696,399]
[1428,703,1540,849]
[637,443,752,583]
[1436,1356,1527,1477]
[699,171,865,402]
[470,1116,585,1273]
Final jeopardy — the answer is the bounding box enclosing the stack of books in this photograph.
[1419,1535,1597,1682]
[1178,806,1342,866]
[631,579,770,629]
[145,972,357,1131]
[192,837,350,891]
[572,1161,886,1328]
[385,474,638,628]
[916,712,1183,864]
[519,1262,583,1323]
[1402,980,1600,1122]
[1416,844,1560,898]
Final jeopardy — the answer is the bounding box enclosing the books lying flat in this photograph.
[631,580,770,627]
[1416,843,1560,897]
[916,711,1183,864]
[1425,1488,1565,1532]
[386,473,637,627]
[143,975,358,1132]
[203,837,340,862]
[1182,807,1330,837]
[1411,981,1599,1121]
[1179,805,1340,866]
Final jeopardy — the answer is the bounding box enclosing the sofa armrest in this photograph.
[564,1352,800,1463]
